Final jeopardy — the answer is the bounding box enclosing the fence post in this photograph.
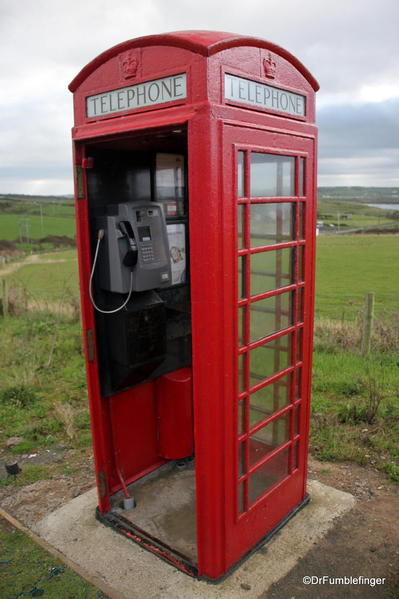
[361,292,375,355]
[1,279,9,317]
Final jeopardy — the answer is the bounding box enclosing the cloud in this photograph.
[0,0,399,193]
[317,97,399,185]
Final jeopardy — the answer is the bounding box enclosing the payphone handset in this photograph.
[90,202,172,313]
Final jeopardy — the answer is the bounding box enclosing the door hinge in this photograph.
[86,328,95,362]
[75,165,85,199]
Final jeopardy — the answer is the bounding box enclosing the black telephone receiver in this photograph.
[119,221,138,267]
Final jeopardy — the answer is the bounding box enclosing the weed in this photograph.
[0,386,40,409]
[53,402,76,439]
[60,464,79,475]
[0,465,48,487]
[373,311,399,352]
[9,440,38,454]
[334,379,365,397]
[337,374,385,424]
[378,462,399,483]
[314,317,360,352]
[338,402,372,425]
[314,311,399,354]
[311,322,398,482]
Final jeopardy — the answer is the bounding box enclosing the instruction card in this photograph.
[167,224,186,285]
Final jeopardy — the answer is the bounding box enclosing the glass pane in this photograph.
[299,157,305,196]
[250,203,294,247]
[249,333,293,387]
[297,246,304,282]
[238,354,246,393]
[294,404,300,436]
[249,447,289,504]
[298,202,305,239]
[238,398,246,435]
[237,204,245,248]
[250,248,294,295]
[292,440,299,470]
[237,151,245,197]
[238,305,246,346]
[249,411,290,467]
[238,441,246,476]
[295,368,302,401]
[250,153,295,197]
[238,482,245,514]
[238,256,247,299]
[250,292,294,342]
[297,288,304,322]
[296,328,303,362]
[249,374,291,427]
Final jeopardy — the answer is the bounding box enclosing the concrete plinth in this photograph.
[33,480,355,598]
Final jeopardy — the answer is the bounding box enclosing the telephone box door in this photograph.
[221,125,316,567]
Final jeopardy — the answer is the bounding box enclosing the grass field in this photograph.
[0,198,74,216]
[0,234,397,483]
[3,234,398,317]
[315,234,399,319]
[317,197,398,229]
[0,214,75,241]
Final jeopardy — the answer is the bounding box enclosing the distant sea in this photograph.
[367,203,399,211]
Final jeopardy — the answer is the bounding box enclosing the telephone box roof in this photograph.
[69,30,319,92]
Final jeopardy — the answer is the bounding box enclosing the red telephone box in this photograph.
[69,30,318,581]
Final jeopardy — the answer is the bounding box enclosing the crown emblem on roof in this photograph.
[263,52,276,79]
[119,51,139,79]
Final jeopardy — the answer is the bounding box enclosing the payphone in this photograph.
[70,31,318,581]
[91,201,171,297]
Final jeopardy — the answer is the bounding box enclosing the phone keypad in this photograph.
[141,246,154,262]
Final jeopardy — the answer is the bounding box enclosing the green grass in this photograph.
[0,214,75,241]
[315,235,399,319]
[0,312,89,454]
[0,231,398,485]
[310,330,399,479]
[0,518,107,599]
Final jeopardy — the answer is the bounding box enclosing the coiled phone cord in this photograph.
[89,229,134,314]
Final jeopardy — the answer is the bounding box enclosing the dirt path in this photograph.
[0,253,70,277]
[0,253,78,316]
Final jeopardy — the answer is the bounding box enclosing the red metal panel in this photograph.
[108,383,161,490]
[156,368,193,459]
[73,143,114,512]
[69,31,318,93]
[188,108,228,578]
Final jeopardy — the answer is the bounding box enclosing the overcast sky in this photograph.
[1,0,398,194]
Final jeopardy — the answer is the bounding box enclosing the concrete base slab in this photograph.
[33,480,355,598]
